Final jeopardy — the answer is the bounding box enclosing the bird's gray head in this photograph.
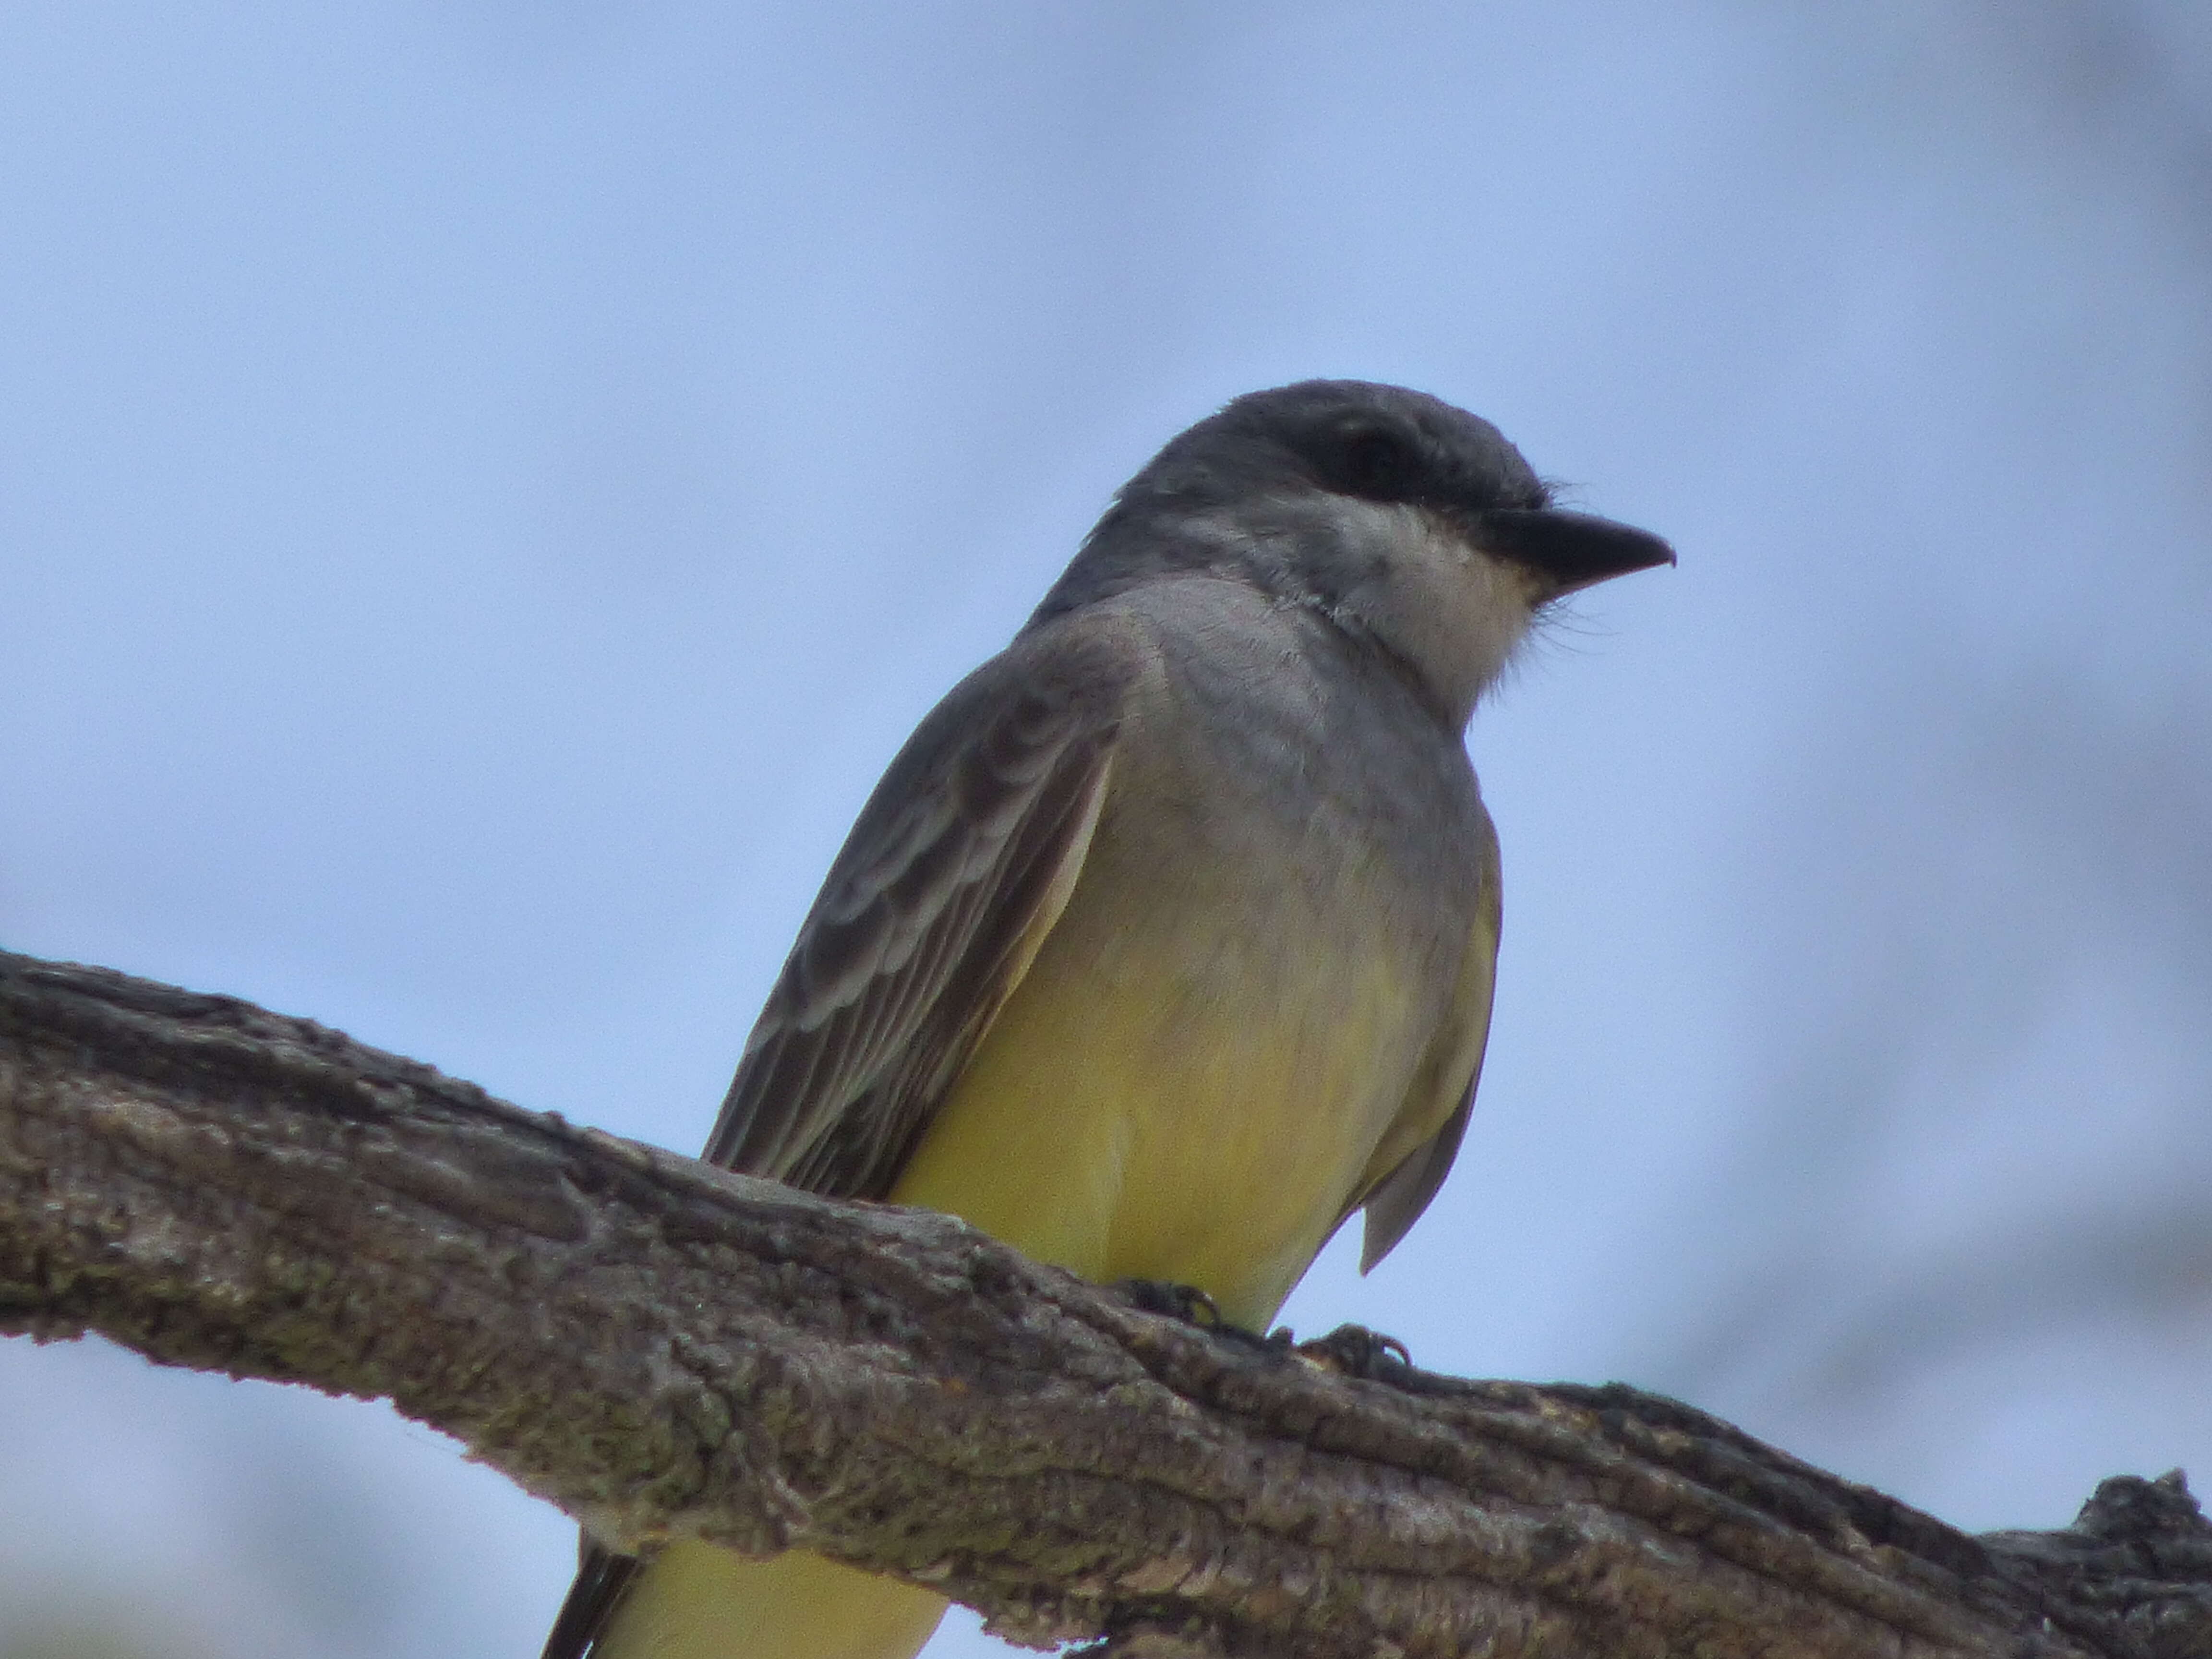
[1033,380,1674,728]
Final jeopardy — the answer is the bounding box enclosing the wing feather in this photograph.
[543,629,1131,1659]
[700,642,1124,1191]
[1354,799,1503,1273]
[709,655,1121,1193]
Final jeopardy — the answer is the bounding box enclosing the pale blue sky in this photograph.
[4,6,2209,1656]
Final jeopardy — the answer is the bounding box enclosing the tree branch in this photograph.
[1,950,2206,1658]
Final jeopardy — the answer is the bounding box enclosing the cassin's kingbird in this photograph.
[541,380,1672,1659]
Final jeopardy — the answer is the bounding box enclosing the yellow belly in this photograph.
[599,878,1433,1659]
[595,1547,946,1659]
[890,918,1421,1329]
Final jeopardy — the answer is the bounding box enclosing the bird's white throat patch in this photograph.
[1315,497,1548,726]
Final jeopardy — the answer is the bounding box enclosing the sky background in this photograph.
[4,4,2210,1656]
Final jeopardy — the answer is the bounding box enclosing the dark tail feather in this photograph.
[541,1537,644,1659]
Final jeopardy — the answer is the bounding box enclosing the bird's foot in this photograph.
[1112,1279,1277,1350]
[1113,1277,1225,1326]
[1287,1322,1414,1380]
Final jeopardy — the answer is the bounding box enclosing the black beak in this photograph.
[1479,508,1675,593]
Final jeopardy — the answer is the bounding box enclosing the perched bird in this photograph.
[542,380,1672,1659]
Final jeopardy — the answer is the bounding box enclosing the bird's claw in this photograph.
[1293,1322,1413,1378]
[1113,1279,1286,1350]
[1113,1289,1412,1375]
[1113,1277,1226,1327]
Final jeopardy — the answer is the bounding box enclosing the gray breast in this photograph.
[1085,576,1486,991]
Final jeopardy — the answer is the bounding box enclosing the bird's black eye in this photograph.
[1330,423,1422,503]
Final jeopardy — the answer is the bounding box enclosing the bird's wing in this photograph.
[541,629,1131,1659]
[1352,801,1503,1273]
[700,627,1128,1195]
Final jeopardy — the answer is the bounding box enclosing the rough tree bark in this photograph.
[1,950,2206,1659]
